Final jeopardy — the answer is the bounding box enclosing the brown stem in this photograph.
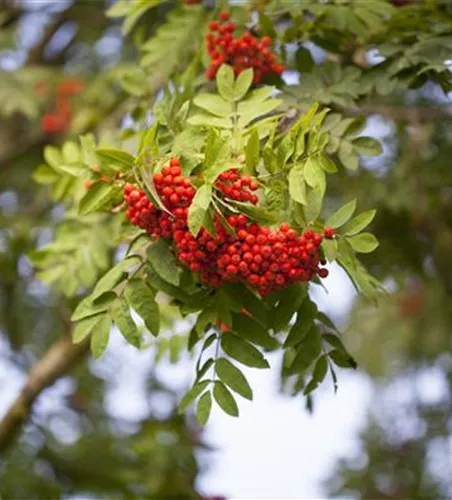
[0,337,89,453]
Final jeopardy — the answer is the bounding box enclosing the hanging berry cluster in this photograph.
[206,11,284,83]
[40,78,84,135]
[123,158,330,296]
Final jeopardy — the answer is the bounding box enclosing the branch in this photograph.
[0,337,89,453]
[355,104,452,122]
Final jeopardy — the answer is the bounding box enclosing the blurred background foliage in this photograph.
[0,0,451,498]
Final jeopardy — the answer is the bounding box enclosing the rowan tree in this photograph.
[1,0,451,497]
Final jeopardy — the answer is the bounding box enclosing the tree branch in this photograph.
[355,104,452,122]
[0,337,89,453]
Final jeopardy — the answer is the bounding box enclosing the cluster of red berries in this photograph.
[216,169,259,204]
[123,158,331,296]
[39,78,84,135]
[206,11,284,83]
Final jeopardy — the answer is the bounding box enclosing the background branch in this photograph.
[0,337,89,453]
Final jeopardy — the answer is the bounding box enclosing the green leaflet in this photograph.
[326,199,357,228]
[342,210,376,236]
[215,358,253,400]
[193,93,231,118]
[196,391,212,425]
[304,157,326,188]
[73,314,104,344]
[329,349,357,369]
[90,315,112,359]
[288,163,307,205]
[125,279,160,336]
[91,256,141,300]
[72,291,117,321]
[216,64,235,102]
[347,232,379,253]
[272,284,307,332]
[352,136,382,156]
[233,68,253,100]
[147,238,181,286]
[179,380,211,413]
[284,298,318,348]
[96,149,135,171]
[78,182,116,215]
[303,355,328,395]
[232,314,279,350]
[221,333,269,369]
[245,129,260,175]
[289,325,322,374]
[187,184,212,237]
[111,297,141,348]
[213,381,239,417]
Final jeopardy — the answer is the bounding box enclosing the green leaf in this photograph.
[73,314,103,344]
[289,325,322,374]
[317,312,339,332]
[78,181,115,215]
[91,256,140,300]
[233,68,253,100]
[125,279,160,336]
[288,163,307,205]
[72,291,117,321]
[303,355,328,395]
[295,46,315,72]
[326,199,356,229]
[215,358,253,400]
[44,146,62,168]
[147,239,180,286]
[339,142,359,170]
[196,358,215,382]
[329,349,357,369]
[111,298,141,348]
[323,333,347,351]
[179,380,211,413]
[216,64,235,102]
[304,157,326,188]
[304,183,325,223]
[90,315,112,359]
[319,155,338,173]
[221,334,269,369]
[347,232,379,253]
[33,164,59,185]
[96,149,135,170]
[245,129,260,174]
[232,315,279,350]
[284,299,318,348]
[213,381,239,417]
[322,239,339,262]
[193,93,231,118]
[196,391,212,425]
[352,136,382,156]
[272,284,307,331]
[188,184,212,237]
[342,209,376,236]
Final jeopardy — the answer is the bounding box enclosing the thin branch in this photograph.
[0,337,89,453]
[353,104,452,123]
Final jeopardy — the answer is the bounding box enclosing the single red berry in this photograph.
[324,227,335,239]
[219,11,230,22]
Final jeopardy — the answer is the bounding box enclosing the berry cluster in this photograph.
[215,169,259,204]
[206,11,284,83]
[123,158,329,296]
[40,78,84,135]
